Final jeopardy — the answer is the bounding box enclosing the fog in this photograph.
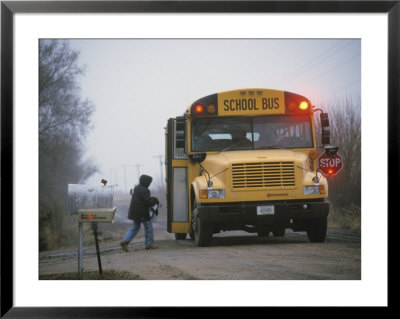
[69,39,361,191]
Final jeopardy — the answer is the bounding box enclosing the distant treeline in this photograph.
[315,96,361,228]
[39,40,97,251]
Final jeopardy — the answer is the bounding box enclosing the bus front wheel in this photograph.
[272,227,285,237]
[192,202,212,247]
[306,216,328,243]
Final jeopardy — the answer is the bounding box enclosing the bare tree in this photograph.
[315,95,361,224]
[39,40,96,250]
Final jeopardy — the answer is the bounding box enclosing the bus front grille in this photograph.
[232,161,296,189]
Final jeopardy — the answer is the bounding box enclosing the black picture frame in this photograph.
[1,1,396,317]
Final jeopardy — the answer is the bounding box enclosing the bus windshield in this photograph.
[191,115,313,152]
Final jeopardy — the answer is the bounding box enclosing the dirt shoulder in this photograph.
[39,226,361,280]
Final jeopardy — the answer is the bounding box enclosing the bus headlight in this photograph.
[207,189,225,199]
[303,186,320,195]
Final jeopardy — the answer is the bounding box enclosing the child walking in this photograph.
[121,174,159,251]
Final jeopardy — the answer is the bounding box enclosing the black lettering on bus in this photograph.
[248,99,254,111]
[262,98,274,109]
[253,98,259,110]
[226,98,259,111]
[262,98,267,109]
[236,99,241,110]
[242,99,247,111]
[230,99,235,111]
[224,99,229,111]
[274,98,280,109]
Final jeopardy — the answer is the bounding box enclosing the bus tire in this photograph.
[192,202,212,247]
[257,231,269,237]
[306,216,327,243]
[175,233,187,240]
[256,227,269,237]
[272,227,285,237]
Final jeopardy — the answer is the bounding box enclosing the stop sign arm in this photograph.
[317,152,343,176]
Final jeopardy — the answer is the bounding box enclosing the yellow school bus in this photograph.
[165,88,337,246]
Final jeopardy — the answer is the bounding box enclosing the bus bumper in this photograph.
[196,200,329,230]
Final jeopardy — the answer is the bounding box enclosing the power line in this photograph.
[272,40,353,88]
[131,164,142,184]
[122,164,127,191]
[324,79,360,97]
[271,41,345,87]
[305,53,360,84]
[288,52,360,89]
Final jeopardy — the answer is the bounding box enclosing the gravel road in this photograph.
[39,224,361,280]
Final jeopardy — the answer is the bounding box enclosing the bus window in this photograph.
[191,115,313,152]
[253,115,313,149]
[191,117,252,152]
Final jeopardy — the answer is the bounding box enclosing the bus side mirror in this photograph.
[189,152,206,164]
[175,116,186,149]
[320,112,330,145]
[320,112,329,127]
[322,128,330,145]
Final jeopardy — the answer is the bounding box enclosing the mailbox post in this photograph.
[77,207,116,275]
[68,183,117,276]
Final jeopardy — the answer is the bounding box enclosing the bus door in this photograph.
[166,116,190,235]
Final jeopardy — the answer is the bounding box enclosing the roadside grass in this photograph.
[328,205,361,230]
[39,269,143,280]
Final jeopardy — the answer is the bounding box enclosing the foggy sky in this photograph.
[69,39,361,191]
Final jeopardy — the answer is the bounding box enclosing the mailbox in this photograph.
[78,207,116,223]
[68,182,118,276]
[68,184,115,215]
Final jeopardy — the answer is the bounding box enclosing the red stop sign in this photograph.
[317,152,343,176]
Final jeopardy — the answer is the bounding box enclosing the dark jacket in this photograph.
[128,175,154,222]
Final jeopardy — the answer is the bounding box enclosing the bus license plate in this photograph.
[257,205,275,215]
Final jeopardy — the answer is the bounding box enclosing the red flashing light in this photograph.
[88,214,94,220]
[285,92,312,114]
[194,103,204,114]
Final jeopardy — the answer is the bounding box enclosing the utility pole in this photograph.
[122,165,127,191]
[109,168,113,184]
[132,164,142,184]
[153,154,164,189]
[110,168,119,186]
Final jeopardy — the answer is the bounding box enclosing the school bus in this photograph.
[165,88,337,246]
